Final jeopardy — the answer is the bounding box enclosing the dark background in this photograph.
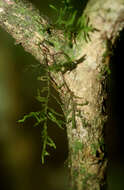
[106,28,124,190]
[0,0,124,190]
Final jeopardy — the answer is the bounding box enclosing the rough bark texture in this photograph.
[63,1,124,190]
[0,0,124,190]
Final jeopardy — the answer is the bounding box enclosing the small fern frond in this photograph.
[18,68,65,164]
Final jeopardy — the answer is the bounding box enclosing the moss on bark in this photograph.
[0,0,124,189]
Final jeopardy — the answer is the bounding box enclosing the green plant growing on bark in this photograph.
[50,0,95,46]
[18,66,65,164]
[18,0,95,164]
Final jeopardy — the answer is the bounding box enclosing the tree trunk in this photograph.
[0,0,124,190]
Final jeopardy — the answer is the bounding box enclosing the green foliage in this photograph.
[50,0,95,45]
[18,0,94,164]
[18,70,65,164]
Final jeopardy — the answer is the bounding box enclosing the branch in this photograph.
[0,0,124,70]
[0,0,61,64]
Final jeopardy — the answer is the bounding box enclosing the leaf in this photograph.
[65,10,77,28]
[41,151,49,164]
[33,111,40,118]
[18,111,47,128]
[41,123,56,164]
[35,96,47,103]
[48,107,63,117]
[44,151,50,156]
[34,116,45,127]
[47,136,56,149]
[39,76,48,81]
[56,8,66,25]
[18,112,40,123]
[48,112,64,129]
[35,89,48,103]
[49,4,57,12]
[40,87,48,94]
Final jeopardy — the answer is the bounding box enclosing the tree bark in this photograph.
[0,0,124,190]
